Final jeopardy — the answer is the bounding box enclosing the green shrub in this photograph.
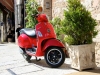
[50,17,64,40]
[25,0,38,28]
[62,0,98,45]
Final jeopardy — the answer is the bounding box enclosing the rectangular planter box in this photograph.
[67,43,97,71]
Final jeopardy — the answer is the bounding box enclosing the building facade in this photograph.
[0,0,100,63]
[0,0,14,43]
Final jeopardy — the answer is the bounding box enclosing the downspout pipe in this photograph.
[14,0,22,43]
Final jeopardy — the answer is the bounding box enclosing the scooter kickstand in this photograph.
[35,57,41,61]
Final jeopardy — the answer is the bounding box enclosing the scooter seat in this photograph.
[20,28,36,38]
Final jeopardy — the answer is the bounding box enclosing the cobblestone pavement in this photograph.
[0,43,100,75]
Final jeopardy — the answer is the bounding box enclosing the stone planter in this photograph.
[66,43,97,71]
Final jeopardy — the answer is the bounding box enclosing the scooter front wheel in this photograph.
[45,47,65,68]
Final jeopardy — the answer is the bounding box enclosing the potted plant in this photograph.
[61,0,98,71]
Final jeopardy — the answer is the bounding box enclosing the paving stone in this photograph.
[0,70,12,75]
[21,69,78,75]
[11,65,43,75]
[0,60,29,70]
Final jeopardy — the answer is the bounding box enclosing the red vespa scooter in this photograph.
[18,7,66,68]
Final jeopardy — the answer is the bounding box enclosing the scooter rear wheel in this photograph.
[45,47,65,68]
[20,48,31,62]
[22,52,31,62]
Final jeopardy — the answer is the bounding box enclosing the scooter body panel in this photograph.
[34,21,57,56]
[18,34,37,48]
[42,39,65,52]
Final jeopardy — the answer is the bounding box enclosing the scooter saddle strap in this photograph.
[20,28,36,38]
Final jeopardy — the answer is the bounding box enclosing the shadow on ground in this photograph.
[30,58,71,70]
[29,58,100,75]
[0,44,7,46]
[65,68,100,75]
[86,69,100,73]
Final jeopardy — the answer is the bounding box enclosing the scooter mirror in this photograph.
[37,6,43,13]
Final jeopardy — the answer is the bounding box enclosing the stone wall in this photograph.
[81,0,100,64]
[43,0,52,20]
[36,0,52,20]
[52,0,66,19]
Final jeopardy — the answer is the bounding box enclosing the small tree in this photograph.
[25,0,38,28]
[62,0,98,45]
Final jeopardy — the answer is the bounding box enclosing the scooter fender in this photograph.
[42,39,65,51]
